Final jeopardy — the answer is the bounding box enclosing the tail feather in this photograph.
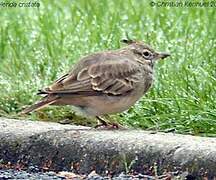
[20,95,59,114]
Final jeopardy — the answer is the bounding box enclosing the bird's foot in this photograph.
[94,116,124,129]
[94,122,120,129]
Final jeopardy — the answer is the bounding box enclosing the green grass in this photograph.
[0,0,215,136]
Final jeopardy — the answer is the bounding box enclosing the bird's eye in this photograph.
[142,50,152,59]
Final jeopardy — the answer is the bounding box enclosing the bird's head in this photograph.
[121,39,170,65]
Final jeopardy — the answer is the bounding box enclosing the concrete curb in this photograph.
[0,118,215,178]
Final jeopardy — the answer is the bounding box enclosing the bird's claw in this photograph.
[94,122,120,129]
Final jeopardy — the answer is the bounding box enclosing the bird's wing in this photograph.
[44,57,141,96]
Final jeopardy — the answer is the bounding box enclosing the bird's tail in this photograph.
[20,95,59,114]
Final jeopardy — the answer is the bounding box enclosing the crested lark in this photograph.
[21,39,170,128]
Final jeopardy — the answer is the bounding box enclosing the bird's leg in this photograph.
[96,116,108,126]
[94,116,121,129]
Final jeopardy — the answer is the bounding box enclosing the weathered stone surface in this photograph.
[0,118,215,178]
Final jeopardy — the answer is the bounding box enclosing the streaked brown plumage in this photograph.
[21,39,170,125]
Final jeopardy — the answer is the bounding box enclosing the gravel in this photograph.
[0,169,63,180]
[0,169,140,180]
[0,168,193,179]
[0,169,177,180]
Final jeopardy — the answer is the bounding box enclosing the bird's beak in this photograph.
[157,52,171,59]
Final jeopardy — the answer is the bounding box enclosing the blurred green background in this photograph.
[0,0,215,136]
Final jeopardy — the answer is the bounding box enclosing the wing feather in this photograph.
[46,56,141,96]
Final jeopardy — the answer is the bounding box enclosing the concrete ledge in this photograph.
[0,118,216,178]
